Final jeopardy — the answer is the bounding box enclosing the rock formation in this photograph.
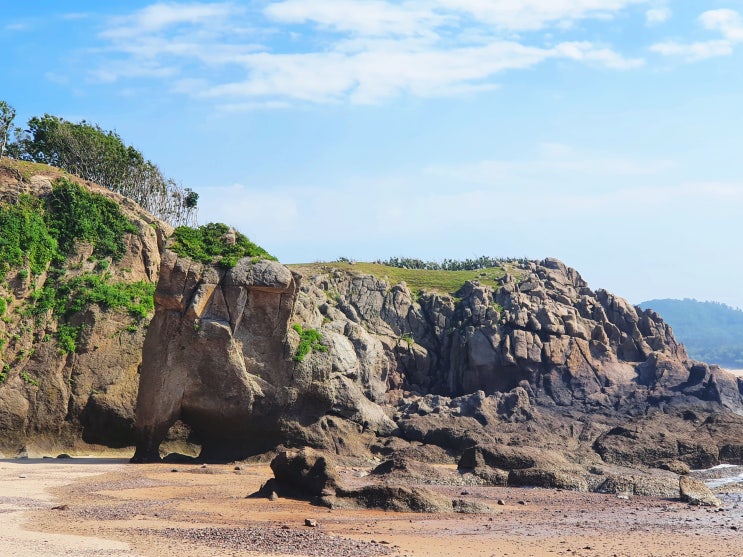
[131,247,743,487]
[132,254,300,461]
[4,160,743,497]
[0,161,165,455]
[282,257,743,484]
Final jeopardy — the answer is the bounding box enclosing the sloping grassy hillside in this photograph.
[289,261,522,297]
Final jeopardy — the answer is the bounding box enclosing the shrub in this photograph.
[57,323,80,354]
[0,194,57,280]
[45,178,137,260]
[32,273,155,320]
[21,371,39,387]
[170,222,275,268]
[292,323,328,362]
[16,114,198,227]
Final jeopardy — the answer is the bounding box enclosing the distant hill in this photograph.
[639,298,743,369]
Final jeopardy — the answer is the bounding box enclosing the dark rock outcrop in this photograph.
[266,448,484,513]
[132,254,299,461]
[270,448,339,496]
[131,249,743,491]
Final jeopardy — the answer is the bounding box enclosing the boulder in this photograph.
[334,485,455,513]
[679,475,721,507]
[458,444,589,491]
[270,448,339,497]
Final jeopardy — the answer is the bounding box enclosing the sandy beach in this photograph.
[0,457,740,557]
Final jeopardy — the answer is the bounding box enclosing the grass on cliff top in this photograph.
[0,158,72,185]
[288,261,516,297]
[169,222,276,268]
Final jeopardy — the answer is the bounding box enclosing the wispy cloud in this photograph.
[264,0,447,37]
[645,7,671,26]
[650,39,732,61]
[87,0,648,106]
[198,145,739,266]
[100,2,244,40]
[700,9,743,41]
[651,8,743,61]
[436,0,652,32]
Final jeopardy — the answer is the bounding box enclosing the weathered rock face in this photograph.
[293,258,742,414]
[5,161,742,496]
[132,254,300,461]
[0,163,165,455]
[286,258,743,478]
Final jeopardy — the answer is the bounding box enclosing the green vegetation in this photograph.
[32,273,155,320]
[382,255,526,271]
[170,222,275,268]
[9,112,198,227]
[289,261,514,297]
[56,323,80,354]
[0,194,57,279]
[0,175,155,355]
[0,177,137,281]
[292,323,328,362]
[46,178,137,260]
[20,371,39,387]
[640,298,743,369]
[400,333,414,347]
[0,364,8,383]
[0,100,16,160]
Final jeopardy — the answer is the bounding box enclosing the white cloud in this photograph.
[3,22,31,32]
[645,7,671,26]
[650,39,733,61]
[265,0,446,37]
[266,0,653,35]
[553,41,644,69]
[100,2,243,40]
[651,8,743,61]
[91,1,647,106]
[700,9,743,41]
[196,40,639,105]
[436,0,651,32]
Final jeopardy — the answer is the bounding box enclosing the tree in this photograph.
[0,100,16,160]
[16,114,198,227]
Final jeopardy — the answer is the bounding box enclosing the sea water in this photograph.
[693,464,743,506]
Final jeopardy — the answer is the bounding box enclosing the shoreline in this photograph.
[3,459,740,557]
[0,458,139,556]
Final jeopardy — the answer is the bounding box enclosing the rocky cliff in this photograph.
[0,160,166,455]
[132,249,743,483]
[285,260,743,473]
[3,160,743,491]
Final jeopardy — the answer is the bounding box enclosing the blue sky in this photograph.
[2,1,743,308]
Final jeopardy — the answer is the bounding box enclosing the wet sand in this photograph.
[2,458,741,557]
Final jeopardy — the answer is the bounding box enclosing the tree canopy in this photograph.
[0,101,16,160]
[8,111,197,227]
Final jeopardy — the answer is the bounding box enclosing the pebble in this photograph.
[140,526,392,556]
